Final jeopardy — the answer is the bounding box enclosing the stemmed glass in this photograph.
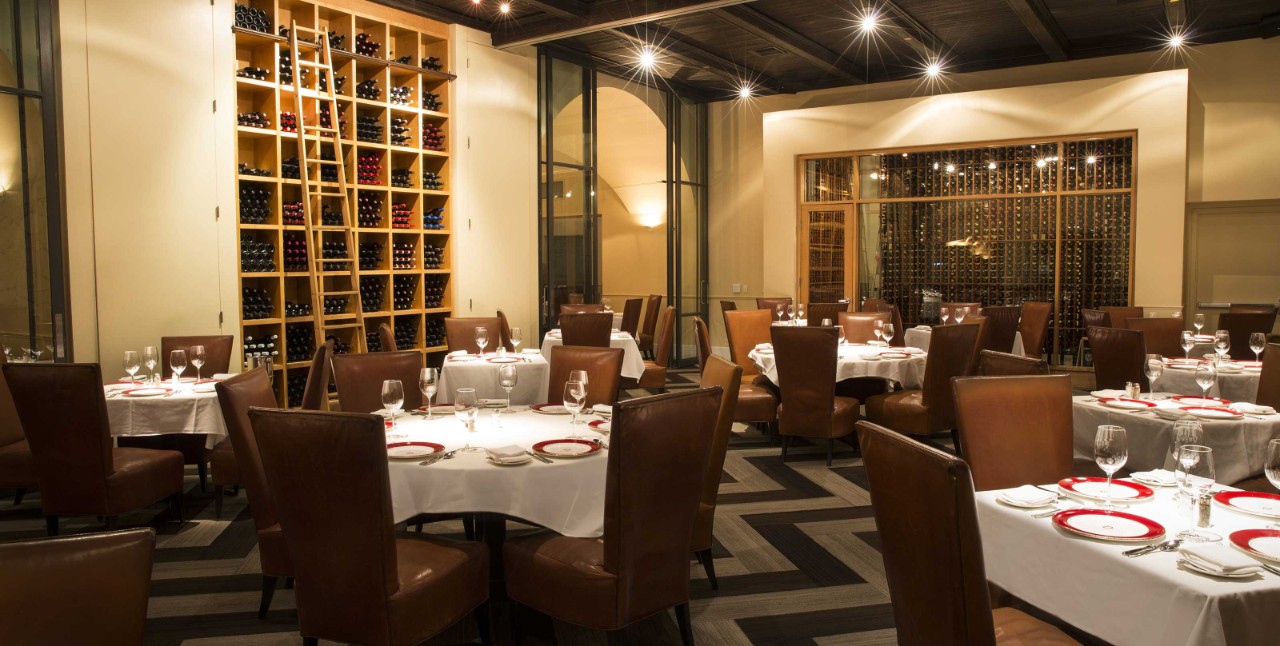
[455,388,480,451]
[189,345,206,381]
[940,307,951,325]
[569,369,589,420]
[872,320,885,345]
[1251,333,1266,362]
[1175,445,1218,542]
[775,304,785,322]
[1195,361,1217,402]
[475,326,489,356]
[1181,331,1195,360]
[419,368,439,419]
[1144,354,1163,397]
[786,304,796,324]
[123,351,141,383]
[1094,425,1128,509]
[1265,440,1280,529]
[836,323,846,345]
[1193,313,1206,335]
[498,364,518,413]
[954,307,968,324]
[564,381,586,437]
[143,346,159,385]
[510,327,522,353]
[796,304,806,323]
[170,350,188,385]
[382,379,405,437]
[1169,420,1204,501]
[1213,330,1230,361]
[882,323,895,347]
[601,298,611,312]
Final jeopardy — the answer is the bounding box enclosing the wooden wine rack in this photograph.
[233,0,455,406]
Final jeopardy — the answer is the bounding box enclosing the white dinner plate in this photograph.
[122,387,172,398]
[193,383,217,393]
[531,404,570,415]
[1098,398,1156,410]
[477,399,507,408]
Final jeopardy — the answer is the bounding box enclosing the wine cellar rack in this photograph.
[234,0,454,406]
[799,135,1135,364]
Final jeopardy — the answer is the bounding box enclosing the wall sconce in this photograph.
[639,209,664,230]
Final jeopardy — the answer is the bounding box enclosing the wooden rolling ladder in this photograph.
[287,21,366,353]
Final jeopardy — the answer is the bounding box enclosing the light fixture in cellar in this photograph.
[1086,155,1097,164]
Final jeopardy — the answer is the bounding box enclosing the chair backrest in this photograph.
[978,306,1020,354]
[0,352,25,448]
[214,368,282,535]
[567,292,585,305]
[1229,303,1278,317]
[560,311,614,348]
[603,388,719,624]
[1258,343,1280,409]
[444,316,502,354]
[1087,326,1147,391]
[964,315,990,375]
[496,310,516,352]
[331,350,424,413]
[548,345,624,407]
[1125,317,1183,358]
[0,528,155,646]
[1218,312,1276,361]
[723,309,772,377]
[3,363,114,512]
[756,297,793,320]
[1100,306,1143,330]
[1018,302,1053,359]
[560,304,605,317]
[693,317,713,372]
[771,326,838,438]
[695,357,742,550]
[941,302,982,318]
[977,350,1049,376]
[920,323,980,431]
[807,302,848,327]
[300,340,335,411]
[860,298,886,313]
[1082,309,1111,329]
[720,300,737,314]
[641,294,663,336]
[652,306,677,368]
[620,299,643,337]
[377,323,396,351]
[249,408,399,645]
[161,335,233,378]
[838,311,890,344]
[953,375,1073,490]
[877,303,906,346]
[855,421,997,646]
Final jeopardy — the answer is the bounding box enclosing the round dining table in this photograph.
[540,329,646,379]
[437,350,550,405]
[103,379,228,448]
[904,325,1026,356]
[748,342,927,389]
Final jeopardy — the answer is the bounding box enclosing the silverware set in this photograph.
[1123,539,1181,557]
[418,450,457,466]
[525,451,552,464]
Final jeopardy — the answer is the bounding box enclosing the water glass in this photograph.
[382,379,405,434]
[564,381,586,436]
[419,368,438,419]
[1176,445,1218,542]
[143,346,159,385]
[1193,313,1205,334]
[475,326,489,355]
[940,307,951,324]
[1094,425,1128,509]
[170,350,188,385]
[1180,331,1195,359]
[873,320,884,344]
[498,364,518,413]
[775,304,785,321]
[1144,354,1163,396]
[796,304,806,323]
[954,307,968,324]
[123,350,141,382]
[510,327,522,353]
[1194,362,1217,400]
[1251,332,1266,362]
[1213,330,1230,359]
[1266,440,1280,528]
[786,304,796,323]
[882,323,895,346]
[455,388,479,451]
[1170,420,1203,497]
[189,345,206,381]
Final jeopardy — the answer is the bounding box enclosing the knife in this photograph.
[526,450,552,464]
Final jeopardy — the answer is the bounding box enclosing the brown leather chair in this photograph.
[757,296,793,321]
[979,305,1021,354]
[978,350,1049,376]
[1230,304,1278,316]
[619,298,643,338]
[638,307,676,389]
[1125,317,1183,358]
[378,322,396,351]
[0,528,155,646]
[693,356,741,589]
[723,309,780,428]
[504,389,719,645]
[720,300,737,314]
[953,374,1074,490]
[560,303,604,316]
[941,302,982,319]
[638,294,663,356]
[964,315,990,374]
[331,350,424,413]
[1082,309,1111,329]
[496,310,516,352]
[877,303,906,347]
[249,408,490,646]
[160,335,234,379]
[1258,343,1280,409]
[1088,326,1148,391]
[561,311,613,348]
[567,292,585,305]
[693,316,713,372]
[1100,306,1143,329]
[772,326,860,466]
[855,421,1080,646]
[1218,312,1276,361]
[548,345,625,408]
[214,368,291,617]
[866,323,979,438]
[838,311,890,344]
[445,317,502,354]
[1018,301,1053,359]
[3,363,184,535]
[860,298,886,312]
[807,302,848,326]
[0,351,36,505]
[299,340,335,411]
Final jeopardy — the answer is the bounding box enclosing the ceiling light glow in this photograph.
[499,2,510,13]
[1168,33,1184,48]
[860,13,878,33]
[945,163,956,173]
[1086,155,1097,164]
[1035,159,1047,168]
[925,61,943,78]
[869,172,879,180]
[738,84,753,99]
[987,162,997,170]
[638,47,657,70]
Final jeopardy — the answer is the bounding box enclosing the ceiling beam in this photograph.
[711,5,865,85]
[1164,0,1189,29]
[493,0,756,48]
[369,0,490,31]
[879,1,944,61]
[522,0,588,20]
[539,42,723,102]
[609,23,787,94]
[1003,0,1070,61]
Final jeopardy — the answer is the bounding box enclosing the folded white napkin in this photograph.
[1091,389,1126,398]
[521,348,540,354]
[593,404,613,416]
[859,352,882,361]
[486,445,526,460]
[1131,469,1177,486]
[1154,408,1192,421]
[754,343,773,351]
[447,350,468,357]
[211,373,235,381]
[1230,403,1277,415]
[1218,363,1244,373]
[1000,485,1057,507]
[1180,543,1261,575]
[914,325,931,330]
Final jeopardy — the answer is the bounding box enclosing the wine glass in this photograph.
[1175,445,1219,542]
[775,304,784,322]
[143,346,159,385]
[498,364,518,413]
[1169,420,1203,501]
[382,379,405,435]
[1094,425,1129,509]
[1213,330,1230,360]
[454,388,479,451]
[1181,331,1195,360]
[836,324,846,345]
[564,381,585,437]
[1194,362,1217,402]
[1144,354,1163,397]
[786,304,796,324]
[189,345,206,381]
[1265,439,1280,529]
[940,307,951,325]
[123,350,141,382]
[475,326,489,356]
[1250,332,1266,362]
[882,323,895,347]
[510,327,522,353]
[1193,313,1205,335]
[601,297,611,312]
[170,350,188,385]
[419,368,438,419]
[872,320,885,345]
[796,304,806,323]
[954,307,967,324]
[569,369,589,420]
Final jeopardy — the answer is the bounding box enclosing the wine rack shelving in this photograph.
[234,0,454,405]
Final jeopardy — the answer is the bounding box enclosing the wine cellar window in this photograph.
[797,134,1136,364]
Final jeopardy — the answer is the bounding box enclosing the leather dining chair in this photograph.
[838,311,890,344]
[0,351,36,505]
[638,294,663,357]
[978,350,1049,376]
[638,306,676,389]
[378,322,396,351]
[771,326,860,466]
[855,421,1080,646]
[0,528,155,646]
[1087,326,1148,391]
[1100,306,1143,329]
[964,315,990,374]
[693,356,741,589]
[941,302,982,319]
[1018,301,1053,359]
[1230,303,1278,316]
[860,298,886,312]
[722,309,780,430]
[866,323,979,440]
[560,303,605,318]
[214,368,291,617]
[160,335,234,379]
[1082,309,1111,329]
[694,316,713,372]
[331,350,424,413]
[952,374,1074,490]
[496,310,516,352]
[1257,344,1280,409]
[249,408,490,646]
[1125,317,1183,358]
[877,303,906,347]
[807,302,848,326]
[445,317,502,354]
[561,311,613,347]
[548,345,625,407]
[504,388,719,646]
[1218,312,1276,361]
[979,305,1021,354]
[619,298,643,338]
[3,363,184,536]
[299,340,335,411]
[757,296,793,321]
[720,300,738,314]
[567,292,585,305]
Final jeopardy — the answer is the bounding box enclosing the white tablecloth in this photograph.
[385,409,608,537]
[104,381,228,448]
[541,331,646,380]
[437,352,549,405]
[1155,363,1261,404]
[1072,395,1280,485]
[977,484,1280,646]
[749,344,926,390]
[904,326,1026,356]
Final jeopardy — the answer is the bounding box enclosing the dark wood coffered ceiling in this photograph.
[374,0,1280,101]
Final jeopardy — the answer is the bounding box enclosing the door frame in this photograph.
[1184,199,1280,329]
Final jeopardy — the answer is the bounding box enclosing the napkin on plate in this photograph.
[999,485,1057,507]
[211,373,235,381]
[1154,408,1192,421]
[447,350,468,358]
[914,325,931,330]
[1218,363,1244,373]
[1091,389,1126,399]
[521,348,541,354]
[1231,403,1277,415]
[1180,543,1261,576]
[754,343,773,351]
[1131,469,1177,486]
[485,445,528,464]
[593,404,613,416]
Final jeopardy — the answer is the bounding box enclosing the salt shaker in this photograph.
[1125,381,1141,400]
[1197,493,1212,528]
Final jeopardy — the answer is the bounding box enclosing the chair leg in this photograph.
[45,515,58,536]
[463,514,475,540]
[950,428,963,458]
[171,493,185,524]
[197,461,208,493]
[674,602,695,646]
[285,577,294,589]
[509,599,524,645]
[696,548,718,590]
[780,435,790,462]
[214,485,224,519]
[105,515,118,531]
[303,638,318,646]
[258,575,278,619]
[827,439,834,467]
[473,600,492,645]
[13,487,25,505]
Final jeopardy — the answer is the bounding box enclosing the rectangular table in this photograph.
[1155,360,1262,404]
[437,352,549,405]
[104,380,227,448]
[540,331,646,380]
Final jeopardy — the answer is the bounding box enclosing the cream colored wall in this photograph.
[599,178,665,303]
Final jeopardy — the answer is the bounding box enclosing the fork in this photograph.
[591,438,610,451]
[419,450,457,466]
[1260,563,1280,576]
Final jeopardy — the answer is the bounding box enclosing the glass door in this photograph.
[668,98,706,367]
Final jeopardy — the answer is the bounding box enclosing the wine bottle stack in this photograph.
[365,331,382,353]
[424,243,443,269]
[282,233,307,272]
[424,318,445,347]
[278,50,308,86]
[238,112,270,129]
[423,207,444,230]
[422,91,441,112]
[421,57,442,71]
[391,169,413,188]
[394,316,419,349]
[389,86,411,105]
[279,112,298,133]
[286,325,315,362]
[391,203,413,229]
[282,200,304,226]
[390,118,410,146]
[240,184,270,224]
[358,241,383,270]
[355,32,381,57]
[281,157,300,179]
[356,115,383,143]
[242,287,274,320]
[237,65,269,81]
[422,123,444,151]
[238,163,272,177]
[322,295,349,315]
[233,4,270,33]
[356,78,381,100]
[394,55,413,65]
[240,237,276,272]
[358,194,383,227]
[319,103,347,131]
[321,240,348,271]
[287,372,307,407]
[423,276,445,308]
[318,73,346,94]
[360,276,385,311]
[243,334,279,364]
[357,153,382,185]
[422,171,442,190]
[284,301,311,318]
[326,31,348,51]
[391,242,416,269]
[320,203,343,226]
[325,334,351,355]
[393,275,416,310]
[319,151,340,182]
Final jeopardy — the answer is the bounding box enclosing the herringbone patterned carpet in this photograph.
[0,368,913,645]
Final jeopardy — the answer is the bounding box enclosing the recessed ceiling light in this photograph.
[738,84,753,99]
[925,61,943,78]
[1168,33,1184,48]
[638,46,657,70]
[471,0,481,4]
[860,13,878,34]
